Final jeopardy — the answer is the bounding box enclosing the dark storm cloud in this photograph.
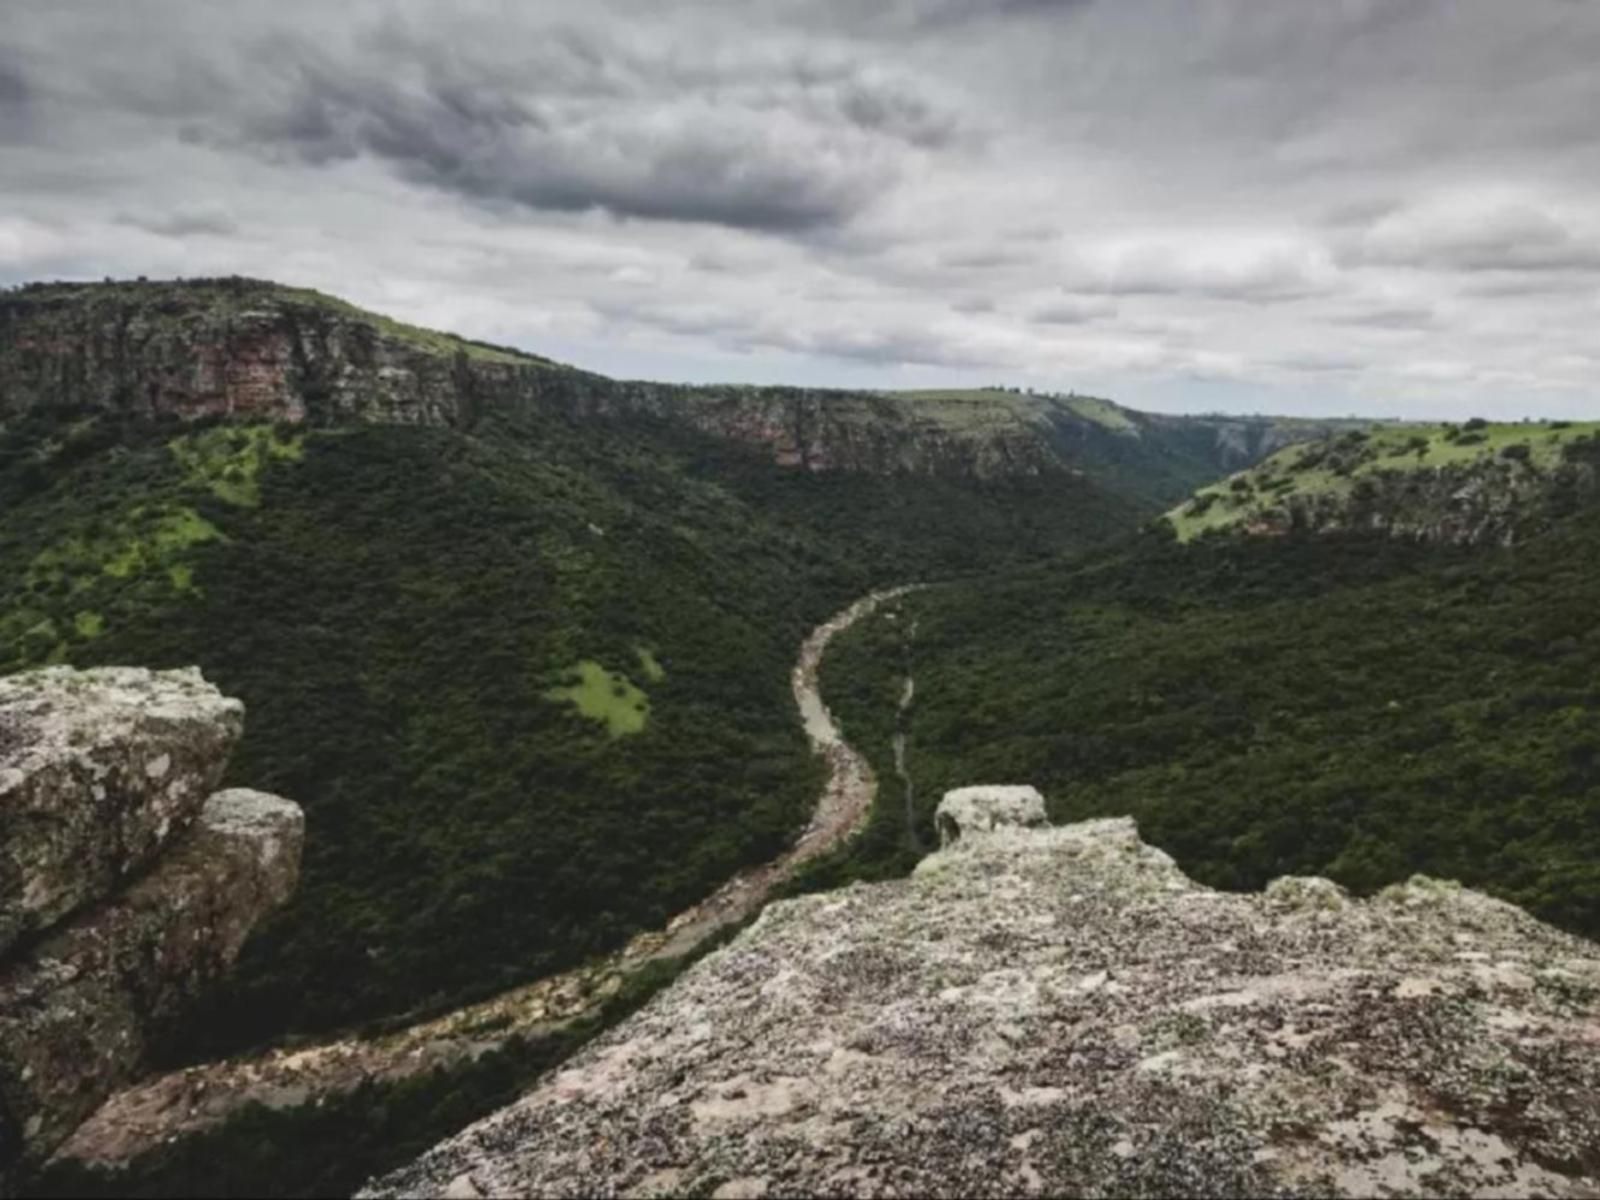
[1030,296,1114,325]
[152,21,967,234]
[0,52,32,141]
[116,207,238,238]
[5,0,1600,413]
[0,57,27,107]
[1330,306,1438,331]
[1348,203,1600,274]
[765,0,1092,36]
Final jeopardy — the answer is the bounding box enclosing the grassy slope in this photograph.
[0,404,1134,1055]
[1167,420,1600,540]
[807,513,1600,941]
[5,278,555,368]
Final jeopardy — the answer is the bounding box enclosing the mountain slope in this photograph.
[1166,419,1600,543]
[2,278,1354,504]
[0,278,1189,1055]
[811,507,1600,942]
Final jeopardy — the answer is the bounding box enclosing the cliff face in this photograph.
[367,801,1600,1199]
[0,282,1069,475]
[0,667,302,1180]
[0,279,1342,492]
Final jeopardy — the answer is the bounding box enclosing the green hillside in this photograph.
[1167,419,1600,541]
[0,278,1392,1056]
[0,398,1133,1055]
[807,503,1600,941]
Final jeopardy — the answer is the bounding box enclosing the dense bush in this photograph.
[0,406,1132,1054]
[809,514,1600,939]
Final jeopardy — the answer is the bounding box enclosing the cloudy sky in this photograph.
[4,1,1599,418]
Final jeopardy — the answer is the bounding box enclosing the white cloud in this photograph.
[4,0,1600,416]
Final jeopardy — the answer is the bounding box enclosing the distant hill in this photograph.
[3,277,1357,505]
[1165,419,1600,544]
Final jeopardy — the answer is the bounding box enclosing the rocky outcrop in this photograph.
[1245,457,1598,546]
[0,666,244,955]
[0,667,302,1180]
[934,784,1046,845]
[366,800,1600,1199]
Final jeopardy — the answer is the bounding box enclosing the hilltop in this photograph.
[2,277,1354,503]
[1165,419,1600,544]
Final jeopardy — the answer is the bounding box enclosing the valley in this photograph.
[6,278,1600,1198]
[805,490,1600,942]
[46,585,907,1176]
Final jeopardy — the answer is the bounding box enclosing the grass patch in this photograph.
[545,660,652,737]
[170,425,304,507]
[636,647,666,683]
[1064,394,1139,435]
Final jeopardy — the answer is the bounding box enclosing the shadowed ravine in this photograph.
[51,587,915,1170]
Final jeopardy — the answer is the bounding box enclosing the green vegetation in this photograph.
[0,401,1133,1057]
[1063,394,1139,434]
[544,660,652,737]
[4,277,554,368]
[22,921,747,1199]
[635,647,666,683]
[170,425,304,507]
[1167,420,1600,541]
[808,506,1600,941]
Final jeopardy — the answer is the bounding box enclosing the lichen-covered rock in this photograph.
[365,816,1600,1199]
[935,784,1047,845]
[0,666,244,955]
[0,787,302,1166]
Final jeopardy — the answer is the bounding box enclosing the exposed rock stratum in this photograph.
[0,666,302,1179]
[367,800,1600,1199]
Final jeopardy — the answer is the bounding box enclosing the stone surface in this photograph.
[0,786,303,1166]
[0,666,244,955]
[935,784,1047,845]
[366,816,1600,1199]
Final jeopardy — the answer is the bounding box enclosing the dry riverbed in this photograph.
[52,587,913,1169]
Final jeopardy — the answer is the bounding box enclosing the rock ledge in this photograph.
[0,667,302,1177]
[367,811,1600,1199]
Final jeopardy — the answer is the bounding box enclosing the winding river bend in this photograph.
[56,586,913,1168]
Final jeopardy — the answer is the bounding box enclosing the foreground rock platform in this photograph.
[0,667,301,1179]
[0,666,244,955]
[367,808,1600,1199]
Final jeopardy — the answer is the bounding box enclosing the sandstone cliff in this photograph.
[0,667,303,1181]
[1,279,1349,490]
[367,802,1600,1199]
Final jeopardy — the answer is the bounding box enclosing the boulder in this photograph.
[934,784,1047,845]
[365,816,1600,1199]
[0,787,303,1165]
[0,666,244,955]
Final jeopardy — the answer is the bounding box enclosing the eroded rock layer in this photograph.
[367,816,1600,1199]
[0,667,302,1178]
[0,666,244,954]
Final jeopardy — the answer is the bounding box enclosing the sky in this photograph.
[3,0,1599,419]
